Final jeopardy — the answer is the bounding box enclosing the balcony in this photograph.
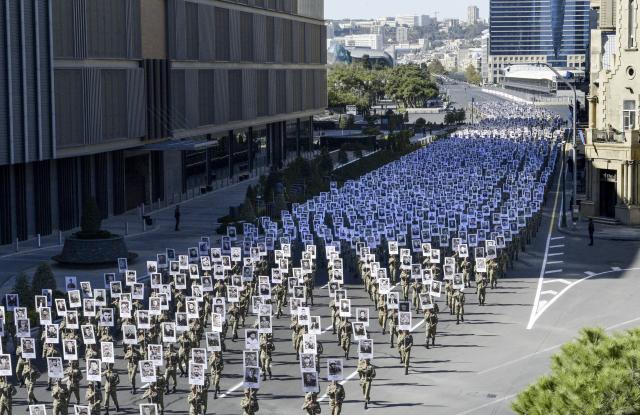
[592,129,626,143]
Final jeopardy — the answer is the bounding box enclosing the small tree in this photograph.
[338,115,348,131]
[80,198,102,235]
[415,117,426,130]
[13,273,32,308]
[513,327,640,415]
[31,263,57,298]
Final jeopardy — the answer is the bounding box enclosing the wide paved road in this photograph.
[11,157,640,414]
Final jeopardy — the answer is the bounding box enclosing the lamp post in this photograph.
[537,63,577,227]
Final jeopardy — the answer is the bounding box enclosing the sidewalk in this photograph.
[0,148,375,294]
[557,216,640,241]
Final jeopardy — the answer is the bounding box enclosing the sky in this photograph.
[325,0,489,21]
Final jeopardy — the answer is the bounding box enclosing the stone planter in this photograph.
[53,235,136,265]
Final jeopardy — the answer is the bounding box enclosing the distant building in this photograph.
[582,0,640,224]
[481,30,490,83]
[396,15,420,27]
[341,34,384,50]
[396,27,409,44]
[488,0,590,84]
[468,5,480,25]
[348,48,394,68]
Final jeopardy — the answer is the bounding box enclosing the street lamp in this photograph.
[536,63,577,228]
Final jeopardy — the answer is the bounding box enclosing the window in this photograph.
[630,0,637,48]
[623,100,636,130]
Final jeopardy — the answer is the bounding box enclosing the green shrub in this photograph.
[31,263,57,297]
[338,149,349,164]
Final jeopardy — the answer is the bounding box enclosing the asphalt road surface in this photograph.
[9,159,640,415]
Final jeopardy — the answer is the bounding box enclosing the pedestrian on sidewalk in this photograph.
[588,218,594,246]
[174,205,181,231]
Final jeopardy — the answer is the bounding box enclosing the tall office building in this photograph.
[396,27,409,44]
[0,0,327,245]
[487,0,590,83]
[467,5,480,25]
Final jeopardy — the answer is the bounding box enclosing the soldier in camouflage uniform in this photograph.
[125,345,141,394]
[325,381,345,415]
[209,351,224,399]
[240,389,259,415]
[357,359,376,410]
[424,308,438,348]
[259,335,275,381]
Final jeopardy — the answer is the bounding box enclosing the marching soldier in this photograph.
[142,380,164,415]
[200,374,211,414]
[453,289,466,324]
[14,346,25,387]
[209,351,224,399]
[477,276,487,306]
[377,295,388,335]
[325,381,345,415]
[51,380,70,415]
[329,299,339,335]
[488,259,499,289]
[338,319,352,360]
[424,308,438,348]
[397,330,413,375]
[273,284,286,319]
[388,309,399,348]
[302,391,321,414]
[259,335,275,381]
[400,270,410,301]
[103,365,121,414]
[188,385,201,415]
[86,383,101,414]
[178,333,190,377]
[240,389,259,415]
[460,256,472,287]
[388,255,397,284]
[357,359,376,410]
[64,361,83,405]
[445,280,454,314]
[0,377,16,415]
[23,362,39,404]
[125,345,141,394]
[164,345,178,394]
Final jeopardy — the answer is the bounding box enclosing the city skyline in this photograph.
[325,0,489,21]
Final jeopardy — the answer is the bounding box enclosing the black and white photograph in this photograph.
[140,360,156,383]
[205,332,221,352]
[300,353,316,372]
[101,342,115,364]
[245,329,260,350]
[74,406,90,415]
[122,325,137,345]
[29,405,47,415]
[358,339,374,360]
[86,358,102,382]
[398,311,412,331]
[339,298,351,317]
[16,318,30,338]
[327,359,344,381]
[353,322,367,340]
[139,404,158,415]
[63,339,78,361]
[81,325,96,345]
[0,354,11,376]
[258,315,272,334]
[188,361,205,386]
[243,366,260,389]
[44,324,58,344]
[47,357,63,379]
[301,371,319,393]
[148,344,164,366]
[21,337,36,359]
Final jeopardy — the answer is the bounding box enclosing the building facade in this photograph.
[581,0,640,224]
[468,5,480,25]
[0,0,327,245]
[396,27,409,44]
[487,0,590,83]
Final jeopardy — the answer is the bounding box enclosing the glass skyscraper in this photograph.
[490,0,590,67]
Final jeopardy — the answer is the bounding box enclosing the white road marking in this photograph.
[411,320,425,332]
[584,271,596,276]
[549,244,565,249]
[611,266,621,271]
[540,290,557,296]
[529,267,640,329]
[527,171,562,330]
[543,279,571,285]
[548,252,563,257]
[544,269,563,274]
[454,393,519,415]
[546,261,564,265]
[550,236,565,240]
[219,381,244,398]
[478,315,640,376]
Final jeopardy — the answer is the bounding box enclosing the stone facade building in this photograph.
[582,0,640,224]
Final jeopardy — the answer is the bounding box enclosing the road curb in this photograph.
[556,226,640,241]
